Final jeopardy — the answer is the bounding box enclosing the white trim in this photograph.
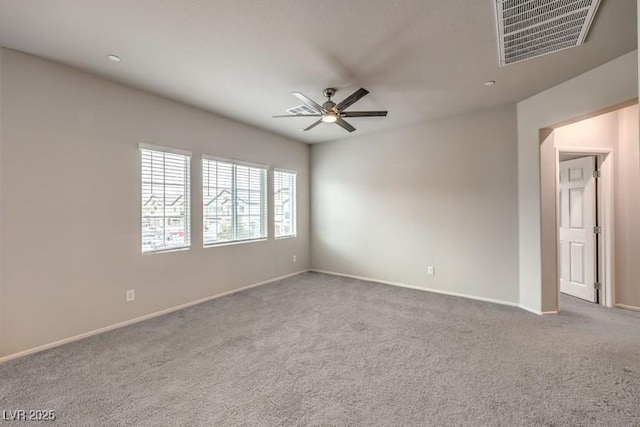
[139,142,192,157]
[0,270,310,364]
[616,303,640,312]
[202,153,268,170]
[600,152,616,308]
[142,246,190,255]
[203,238,268,249]
[541,310,559,315]
[310,269,526,311]
[555,147,613,154]
[275,235,297,240]
[518,304,543,315]
[273,167,298,175]
[518,304,559,316]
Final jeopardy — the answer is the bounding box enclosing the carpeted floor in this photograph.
[1,272,639,426]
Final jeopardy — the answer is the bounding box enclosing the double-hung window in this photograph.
[140,144,191,253]
[202,156,267,246]
[274,169,297,238]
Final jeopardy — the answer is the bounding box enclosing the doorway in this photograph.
[546,105,623,312]
[538,99,638,315]
[558,155,599,303]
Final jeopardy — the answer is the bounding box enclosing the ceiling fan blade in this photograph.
[336,88,369,111]
[335,117,356,132]
[272,114,322,118]
[341,111,388,117]
[303,120,323,131]
[292,92,325,112]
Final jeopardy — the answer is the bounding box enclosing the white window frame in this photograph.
[202,155,268,247]
[274,168,297,239]
[140,143,191,254]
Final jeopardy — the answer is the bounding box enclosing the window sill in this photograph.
[275,235,297,240]
[142,246,190,255]
[204,238,268,249]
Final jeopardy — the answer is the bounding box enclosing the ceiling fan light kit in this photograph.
[321,113,338,123]
[273,87,388,132]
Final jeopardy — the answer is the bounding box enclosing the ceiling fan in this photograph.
[273,87,387,132]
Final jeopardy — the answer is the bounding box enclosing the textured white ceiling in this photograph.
[0,0,636,143]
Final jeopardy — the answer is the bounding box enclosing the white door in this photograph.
[559,156,597,302]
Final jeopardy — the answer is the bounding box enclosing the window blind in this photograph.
[274,169,296,238]
[203,157,267,246]
[141,147,191,253]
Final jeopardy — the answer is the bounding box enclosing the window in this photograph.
[274,169,296,238]
[140,144,191,253]
[203,157,267,246]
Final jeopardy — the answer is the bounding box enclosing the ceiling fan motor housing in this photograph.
[322,100,336,112]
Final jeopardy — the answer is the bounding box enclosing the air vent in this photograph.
[496,0,601,66]
[286,105,318,115]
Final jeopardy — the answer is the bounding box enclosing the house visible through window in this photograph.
[203,157,267,246]
[140,144,191,253]
[274,169,296,238]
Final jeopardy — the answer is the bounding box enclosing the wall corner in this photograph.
[0,46,5,357]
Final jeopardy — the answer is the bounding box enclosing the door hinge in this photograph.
[594,282,602,290]
[593,226,602,234]
[593,170,601,178]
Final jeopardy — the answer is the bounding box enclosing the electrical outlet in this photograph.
[293,255,297,263]
[126,289,135,302]
[427,266,435,276]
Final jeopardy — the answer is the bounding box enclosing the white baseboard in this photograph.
[518,305,543,315]
[517,304,558,316]
[0,269,310,364]
[616,303,640,312]
[310,269,529,311]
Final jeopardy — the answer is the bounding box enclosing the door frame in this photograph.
[554,147,615,311]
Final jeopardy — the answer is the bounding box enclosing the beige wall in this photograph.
[1,46,638,360]
[616,105,640,308]
[0,48,4,356]
[551,105,640,310]
[310,106,519,304]
[517,50,638,313]
[553,111,619,151]
[0,49,310,358]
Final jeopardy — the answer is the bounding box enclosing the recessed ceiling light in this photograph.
[484,80,496,87]
[108,54,121,62]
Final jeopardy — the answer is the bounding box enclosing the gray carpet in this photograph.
[1,272,639,426]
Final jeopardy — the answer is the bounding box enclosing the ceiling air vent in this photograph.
[286,105,318,115]
[495,0,601,66]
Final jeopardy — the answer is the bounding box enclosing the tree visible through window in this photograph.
[141,145,191,253]
[274,169,296,238]
[203,157,267,246]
